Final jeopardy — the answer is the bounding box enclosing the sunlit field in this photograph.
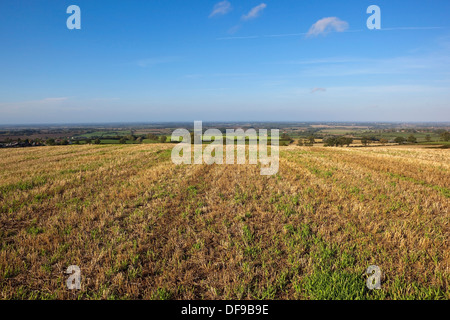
[0,144,448,299]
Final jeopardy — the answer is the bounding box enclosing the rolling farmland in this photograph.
[0,144,449,299]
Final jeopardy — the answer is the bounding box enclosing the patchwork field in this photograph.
[0,144,448,299]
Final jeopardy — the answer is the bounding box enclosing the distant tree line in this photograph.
[440,131,450,141]
[297,136,316,146]
[394,135,417,144]
[72,133,169,145]
[324,137,353,147]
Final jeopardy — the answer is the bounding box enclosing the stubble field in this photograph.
[0,144,448,299]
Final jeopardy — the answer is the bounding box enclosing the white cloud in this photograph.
[242,3,267,21]
[209,1,232,18]
[307,17,349,37]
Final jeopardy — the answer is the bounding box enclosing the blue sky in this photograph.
[0,0,449,124]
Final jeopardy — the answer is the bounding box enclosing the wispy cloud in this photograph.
[381,26,443,31]
[0,97,69,106]
[311,88,326,93]
[242,3,267,21]
[274,57,360,65]
[209,1,232,18]
[296,54,450,77]
[228,24,242,34]
[325,85,450,95]
[307,17,349,37]
[183,73,257,79]
[217,25,442,40]
[218,34,260,40]
[0,97,71,116]
[264,33,307,38]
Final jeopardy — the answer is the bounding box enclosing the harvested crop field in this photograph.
[0,144,449,299]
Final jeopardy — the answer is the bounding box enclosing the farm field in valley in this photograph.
[0,144,448,299]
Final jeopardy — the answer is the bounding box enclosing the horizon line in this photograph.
[1,120,450,127]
